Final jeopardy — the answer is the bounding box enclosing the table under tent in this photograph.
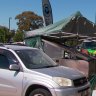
[24,11,96,92]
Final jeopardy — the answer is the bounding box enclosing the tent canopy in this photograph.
[24,11,96,47]
[25,11,96,39]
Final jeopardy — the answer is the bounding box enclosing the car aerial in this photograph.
[0,44,90,96]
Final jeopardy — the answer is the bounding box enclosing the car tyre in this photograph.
[29,88,52,96]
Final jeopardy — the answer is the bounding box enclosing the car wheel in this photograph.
[29,88,51,96]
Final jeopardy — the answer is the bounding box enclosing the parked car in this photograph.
[0,44,90,96]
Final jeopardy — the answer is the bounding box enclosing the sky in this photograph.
[0,0,96,30]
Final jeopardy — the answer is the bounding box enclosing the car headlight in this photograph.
[53,77,73,87]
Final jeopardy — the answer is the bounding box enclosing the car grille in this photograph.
[73,77,88,87]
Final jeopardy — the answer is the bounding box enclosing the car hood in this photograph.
[31,66,84,80]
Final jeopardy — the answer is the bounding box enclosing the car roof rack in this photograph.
[0,42,27,47]
[4,43,26,46]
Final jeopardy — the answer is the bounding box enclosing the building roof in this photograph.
[25,11,96,39]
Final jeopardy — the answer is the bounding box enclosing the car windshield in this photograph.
[83,41,96,49]
[15,49,58,69]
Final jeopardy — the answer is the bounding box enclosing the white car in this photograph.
[0,44,90,96]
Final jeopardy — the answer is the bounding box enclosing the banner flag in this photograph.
[42,0,53,26]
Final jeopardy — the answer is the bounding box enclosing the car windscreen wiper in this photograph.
[43,64,59,68]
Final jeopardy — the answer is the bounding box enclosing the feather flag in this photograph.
[42,0,53,26]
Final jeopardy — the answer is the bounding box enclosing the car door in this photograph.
[0,48,23,96]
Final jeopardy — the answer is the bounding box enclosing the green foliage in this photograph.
[0,27,12,43]
[65,39,78,47]
[0,28,4,43]
[13,30,24,42]
[15,11,44,31]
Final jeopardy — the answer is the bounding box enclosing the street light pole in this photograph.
[8,17,12,43]
[9,17,12,32]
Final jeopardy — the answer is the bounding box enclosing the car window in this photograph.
[1,49,18,64]
[0,49,19,69]
[83,42,96,49]
[15,49,58,69]
[0,54,9,69]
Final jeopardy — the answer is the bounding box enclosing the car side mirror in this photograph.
[9,64,20,71]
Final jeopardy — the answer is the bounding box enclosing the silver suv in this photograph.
[0,44,90,96]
